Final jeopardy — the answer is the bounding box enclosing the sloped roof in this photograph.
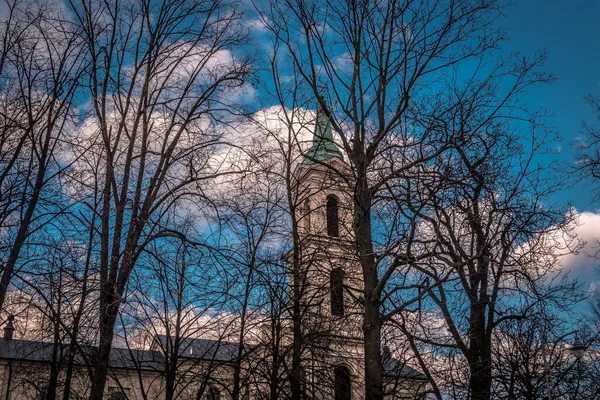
[152,335,251,362]
[0,338,57,363]
[303,102,344,164]
[0,339,164,371]
[0,335,252,371]
[382,355,427,380]
[108,347,165,371]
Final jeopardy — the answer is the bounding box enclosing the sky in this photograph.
[247,0,600,211]
[501,0,600,212]
[242,0,600,290]
[3,0,599,299]
[247,0,600,292]
[488,0,600,296]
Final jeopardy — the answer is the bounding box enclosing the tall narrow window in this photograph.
[107,388,127,400]
[330,268,344,316]
[334,365,351,400]
[207,387,220,400]
[303,198,311,231]
[298,366,306,398]
[326,195,339,237]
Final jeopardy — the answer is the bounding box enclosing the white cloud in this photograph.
[557,210,600,287]
[205,104,347,199]
[244,17,269,33]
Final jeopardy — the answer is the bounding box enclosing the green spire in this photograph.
[303,100,343,164]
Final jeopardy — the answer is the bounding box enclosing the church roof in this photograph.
[383,355,427,380]
[152,334,251,362]
[303,100,344,164]
[0,336,253,371]
[0,338,163,371]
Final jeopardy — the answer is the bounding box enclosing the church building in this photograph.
[0,102,427,399]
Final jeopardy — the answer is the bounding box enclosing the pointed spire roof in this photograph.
[303,98,343,164]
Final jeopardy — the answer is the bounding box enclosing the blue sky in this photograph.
[501,0,600,211]
[249,0,600,210]
[248,0,600,290]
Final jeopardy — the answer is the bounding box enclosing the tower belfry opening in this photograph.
[330,267,345,316]
[326,194,340,237]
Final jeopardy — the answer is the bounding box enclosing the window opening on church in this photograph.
[107,387,127,400]
[326,194,339,237]
[330,267,345,316]
[37,385,48,400]
[207,387,220,400]
[299,366,307,398]
[303,198,311,230]
[334,365,352,400]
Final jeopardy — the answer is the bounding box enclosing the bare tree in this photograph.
[215,177,288,400]
[119,235,243,400]
[255,0,558,398]
[250,260,289,400]
[16,238,99,400]
[573,95,600,199]
[0,225,100,400]
[63,0,253,396]
[491,308,584,399]
[385,68,579,398]
[0,0,87,311]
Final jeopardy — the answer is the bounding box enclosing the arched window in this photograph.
[207,387,220,400]
[242,385,251,400]
[37,386,49,400]
[303,198,311,230]
[107,389,126,400]
[298,366,307,398]
[330,268,344,316]
[334,365,351,400]
[326,195,339,237]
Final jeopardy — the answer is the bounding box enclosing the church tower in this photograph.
[288,100,428,400]
[291,100,365,399]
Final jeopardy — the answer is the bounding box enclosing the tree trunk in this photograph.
[233,256,255,400]
[286,157,303,400]
[469,357,492,400]
[469,295,492,400]
[88,292,119,400]
[63,217,96,400]
[232,346,242,400]
[290,261,302,400]
[269,313,281,400]
[354,178,383,400]
[363,297,383,399]
[46,330,61,400]
[62,344,77,400]
[0,167,45,311]
[270,346,280,400]
[165,367,176,400]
